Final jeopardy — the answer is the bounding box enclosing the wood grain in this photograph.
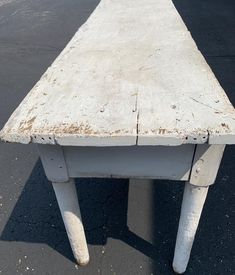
[1,0,235,146]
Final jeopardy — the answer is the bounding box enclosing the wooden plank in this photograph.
[0,0,139,146]
[63,145,195,180]
[1,0,235,146]
[133,1,235,146]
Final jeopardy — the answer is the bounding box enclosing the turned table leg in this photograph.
[52,179,89,265]
[172,182,208,273]
[38,145,90,265]
[173,144,225,273]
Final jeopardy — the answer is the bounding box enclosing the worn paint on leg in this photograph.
[52,179,89,265]
[173,182,208,274]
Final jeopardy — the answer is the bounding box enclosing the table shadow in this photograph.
[0,159,182,270]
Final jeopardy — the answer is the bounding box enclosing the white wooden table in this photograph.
[1,0,235,273]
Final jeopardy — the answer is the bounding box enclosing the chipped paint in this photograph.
[18,116,36,132]
[1,0,235,146]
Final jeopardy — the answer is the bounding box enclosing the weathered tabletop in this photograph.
[1,0,235,146]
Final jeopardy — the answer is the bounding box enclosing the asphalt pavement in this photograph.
[0,0,234,274]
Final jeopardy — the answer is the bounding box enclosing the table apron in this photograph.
[63,145,195,181]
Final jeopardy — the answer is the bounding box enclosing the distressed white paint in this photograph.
[52,179,89,265]
[1,0,235,146]
[38,144,69,182]
[173,182,208,274]
[190,144,225,186]
[0,0,230,270]
[64,145,194,180]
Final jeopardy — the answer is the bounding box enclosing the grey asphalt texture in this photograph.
[0,0,234,274]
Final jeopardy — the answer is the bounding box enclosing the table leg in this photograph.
[52,179,89,265]
[172,182,208,274]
